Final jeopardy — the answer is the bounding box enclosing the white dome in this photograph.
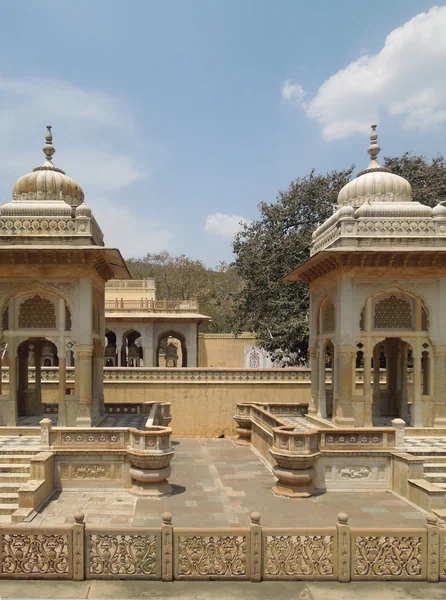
[337,125,412,208]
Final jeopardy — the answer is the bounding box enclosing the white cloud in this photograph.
[92,196,174,257]
[204,213,250,238]
[0,73,173,257]
[281,80,305,104]
[283,6,446,140]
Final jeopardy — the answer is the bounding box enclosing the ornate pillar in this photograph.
[309,346,318,415]
[34,342,42,415]
[399,342,409,423]
[412,342,423,427]
[142,323,154,367]
[373,343,381,417]
[363,342,373,427]
[7,341,17,425]
[75,344,93,427]
[17,343,29,416]
[92,340,105,421]
[433,347,446,427]
[58,348,67,427]
[334,346,356,426]
[317,341,326,419]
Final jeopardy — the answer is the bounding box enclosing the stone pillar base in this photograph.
[334,416,356,427]
[130,481,172,497]
[129,465,172,498]
[235,427,251,445]
[272,465,316,498]
[75,416,92,427]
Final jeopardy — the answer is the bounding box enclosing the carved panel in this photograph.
[374,295,412,329]
[1,532,72,578]
[353,535,424,579]
[65,304,72,331]
[18,296,56,328]
[176,535,248,579]
[58,463,122,480]
[263,534,335,579]
[88,533,159,579]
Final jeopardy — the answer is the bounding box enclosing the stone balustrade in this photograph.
[235,402,406,497]
[0,511,442,582]
[0,366,406,384]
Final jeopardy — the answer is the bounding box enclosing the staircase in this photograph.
[0,451,38,518]
[406,447,446,490]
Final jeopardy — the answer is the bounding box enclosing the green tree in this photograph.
[232,154,446,365]
[232,168,353,364]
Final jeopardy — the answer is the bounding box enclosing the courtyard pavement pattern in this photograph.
[27,438,426,529]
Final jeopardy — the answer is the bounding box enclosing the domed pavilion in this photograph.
[0,126,129,426]
[286,125,446,428]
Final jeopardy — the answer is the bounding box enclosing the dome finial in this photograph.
[367,124,380,162]
[42,125,55,164]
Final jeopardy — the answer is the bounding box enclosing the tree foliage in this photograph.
[232,168,354,364]
[232,153,446,365]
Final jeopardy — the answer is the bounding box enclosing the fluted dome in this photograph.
[337,125,412,207]
[11,126,84,208]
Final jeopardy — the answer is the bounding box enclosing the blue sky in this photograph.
[0,0,445,266]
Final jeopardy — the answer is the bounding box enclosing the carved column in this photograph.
[334,346,356,427]
[75,344,93,427]
[433,347,446,427]
[34,342,42,416]
[363,343,373,427]
[412,342,423,427]
[309,346,318,415]
[58,347,67,427]
[317,341,326,419]
[92,340,105,421]
[7,341,17,425]
[17,343,29,416]
[373,343,381,417]
[398,341,409,423]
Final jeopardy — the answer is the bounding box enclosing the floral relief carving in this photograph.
[339,466,371,480]
[2,533,70,576]
[177,535,247,578]
[354,536,423,579]
[71,465,111,479]
[88,534,157,577]
[264,535,334,578]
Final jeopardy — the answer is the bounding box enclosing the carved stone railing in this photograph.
[0,512,441,582]
[104,298,199,312]
[0,367,404,385]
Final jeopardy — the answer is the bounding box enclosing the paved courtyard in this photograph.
[28,438,427,528]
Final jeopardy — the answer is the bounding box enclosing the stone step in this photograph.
[0,472,29,483]
[414,456,446,463]
[0,493,19,504]
[424,463,446,473]
[407,450,446,456]
[0,482,20,493]
[0,455,35,464]
[424,473,446,484]
[0,464,30,473]
[0,503,18,515]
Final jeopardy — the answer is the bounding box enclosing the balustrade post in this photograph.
[250,512,262,581]
[336,512,351,583]
[426,513,440,583]
[391,418,405,451]
[39,417,52,450]
[161,512,173,581]
[72,512,85,581]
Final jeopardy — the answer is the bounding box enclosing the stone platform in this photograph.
[26,438,426,528]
